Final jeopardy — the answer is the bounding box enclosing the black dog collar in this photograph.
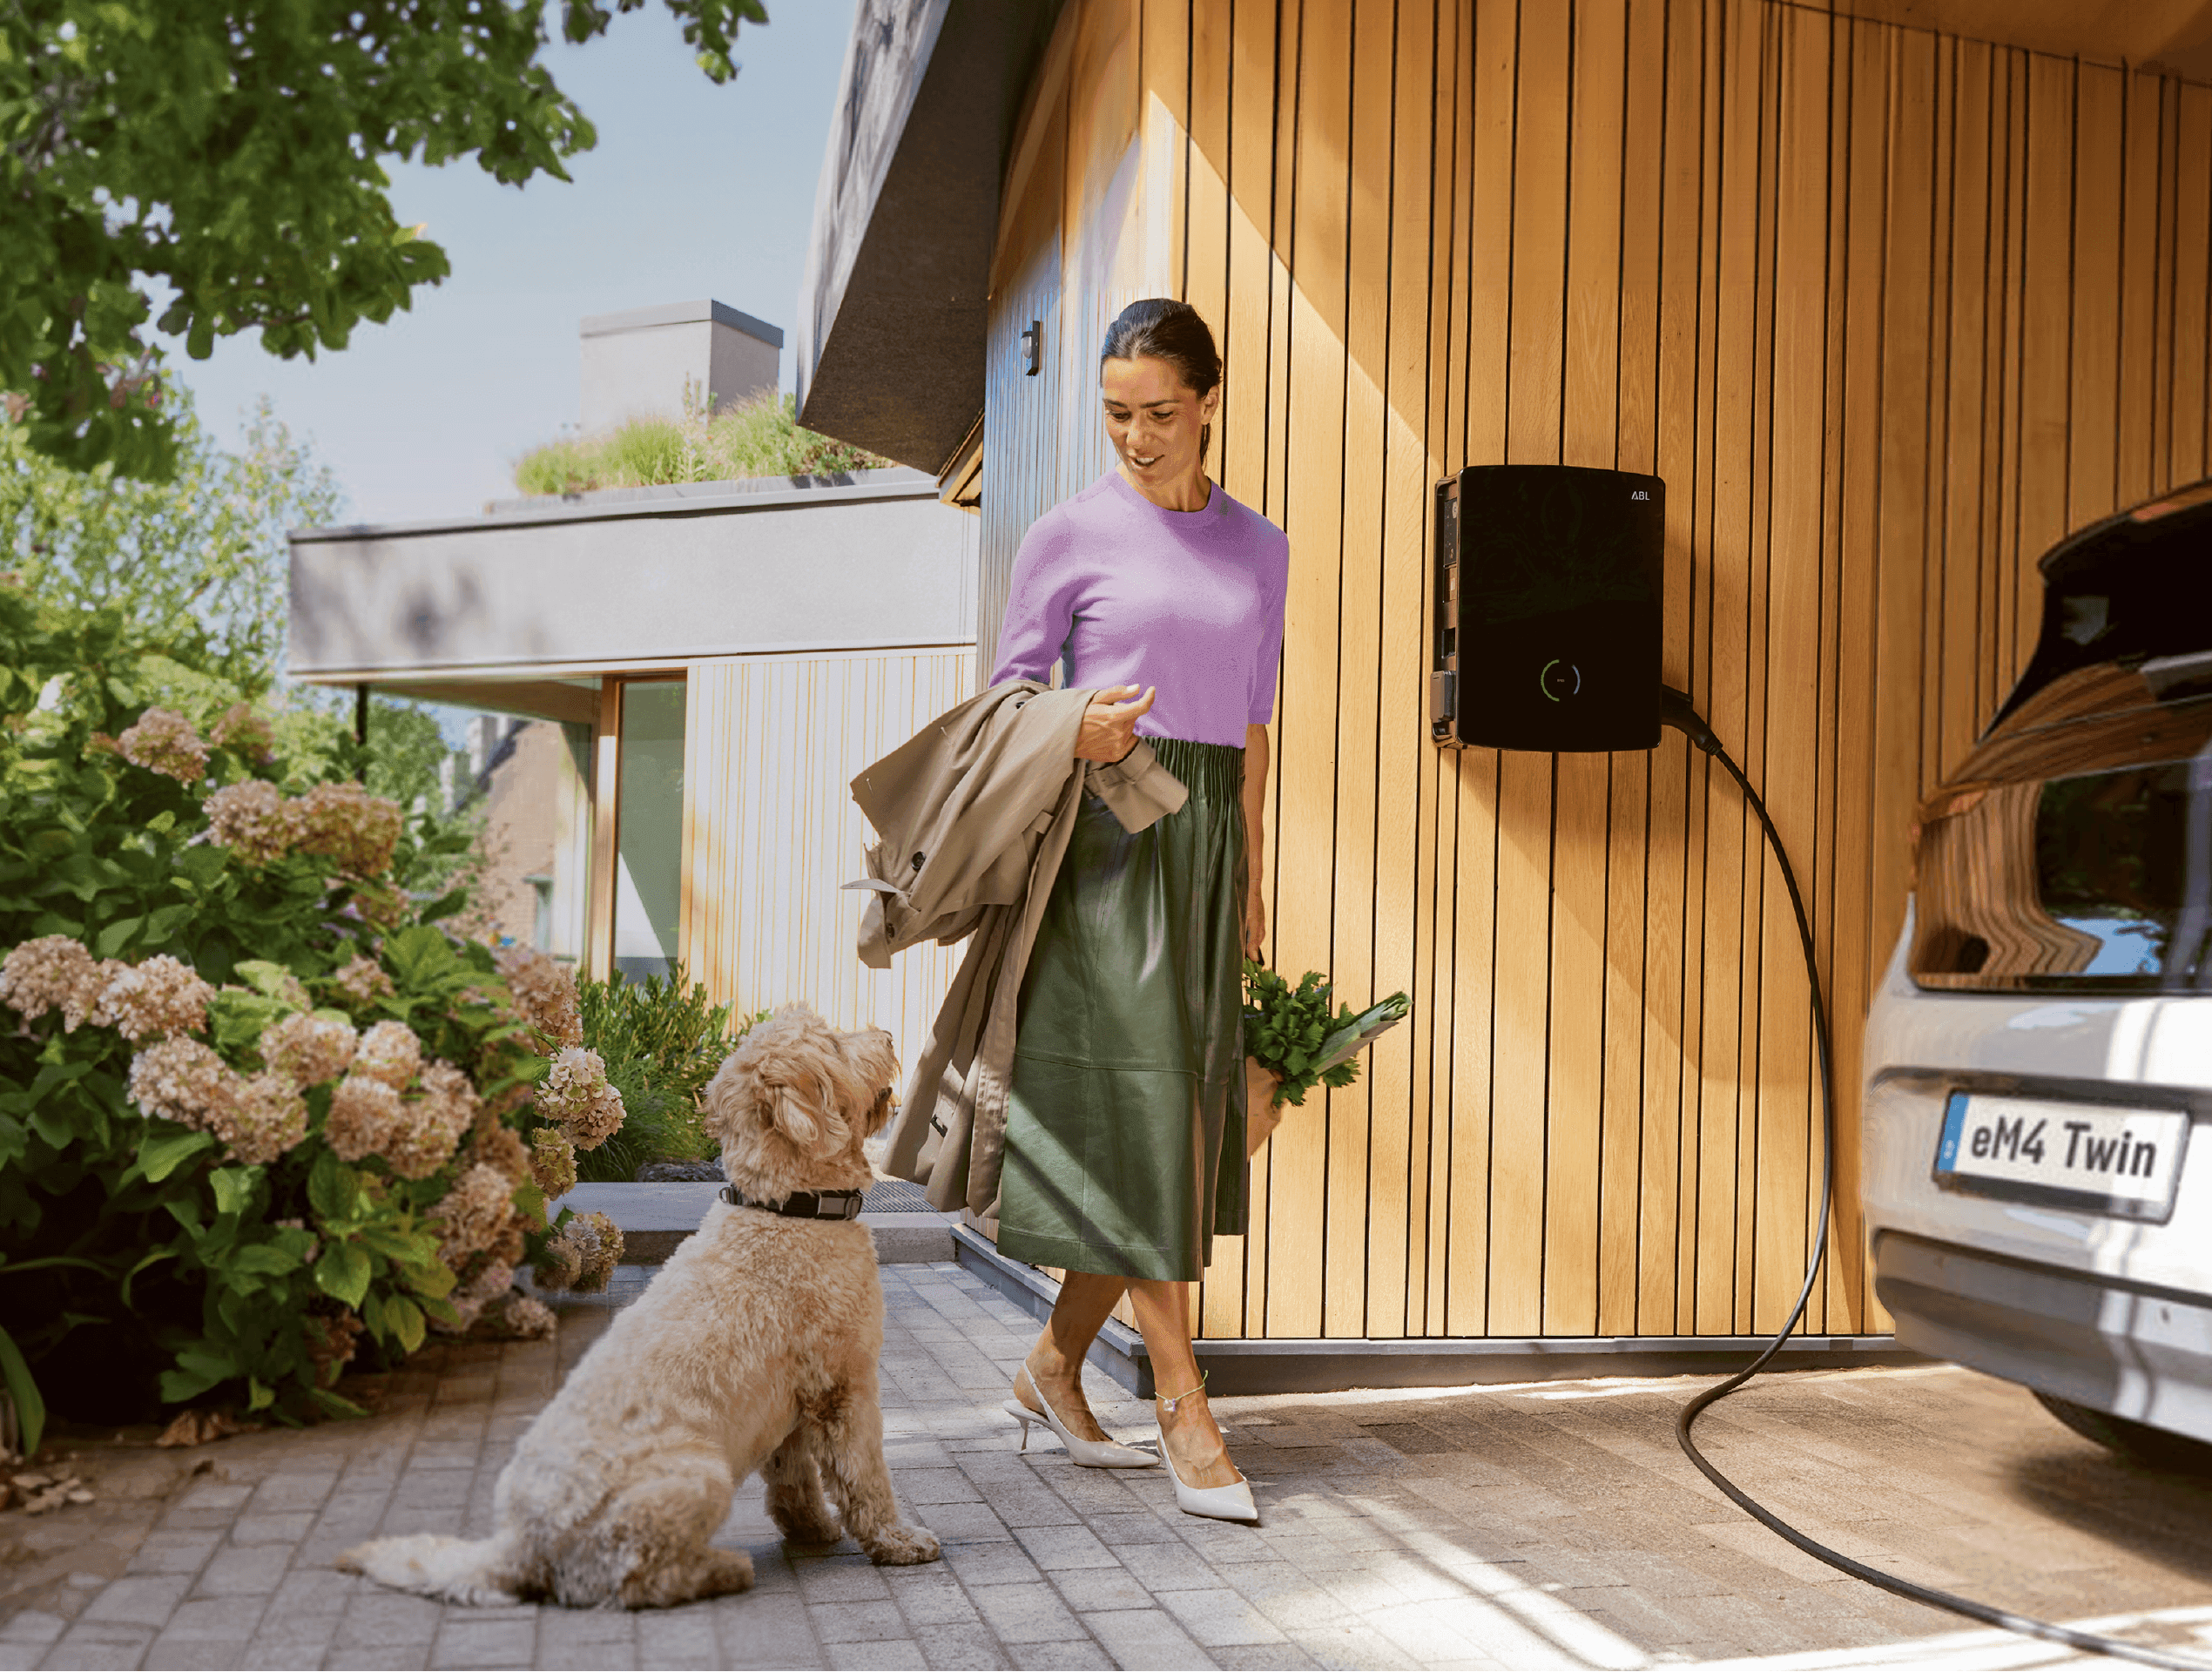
[719,1184,867,1222]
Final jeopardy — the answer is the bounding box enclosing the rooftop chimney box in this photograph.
[578,300,784,432]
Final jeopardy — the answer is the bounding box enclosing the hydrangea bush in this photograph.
[0,579,624,1452]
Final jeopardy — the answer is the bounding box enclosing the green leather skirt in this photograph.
[996,738,1249,1283]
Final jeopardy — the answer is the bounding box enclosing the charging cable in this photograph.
[1658,684,2210,1672]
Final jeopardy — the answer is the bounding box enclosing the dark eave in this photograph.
[795,0,1064,475]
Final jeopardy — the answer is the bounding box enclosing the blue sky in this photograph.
[165,1,859,528]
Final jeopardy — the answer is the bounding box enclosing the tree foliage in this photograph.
[0,0,768,480]
[3,386,341,686]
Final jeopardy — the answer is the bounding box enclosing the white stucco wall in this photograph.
[287,470,978,676]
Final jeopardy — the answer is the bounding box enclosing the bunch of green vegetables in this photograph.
[1240,961,1410,1109]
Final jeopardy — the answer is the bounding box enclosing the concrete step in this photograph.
[546,1178,955,1264]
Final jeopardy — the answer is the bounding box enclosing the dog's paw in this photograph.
[769,1500,843,1547]
[863,1524,942,1566]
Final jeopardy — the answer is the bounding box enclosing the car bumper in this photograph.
[1873,1228,2212,1446]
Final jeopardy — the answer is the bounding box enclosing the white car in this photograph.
[1861,481,2212,1469]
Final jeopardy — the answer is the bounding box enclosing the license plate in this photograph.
[1935,1092,2191,1223]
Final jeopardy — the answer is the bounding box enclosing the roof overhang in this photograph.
[285,469,975,686]
[1828,0,2212,78]
[794,0,1064,475]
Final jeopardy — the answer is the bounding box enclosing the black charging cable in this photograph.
[1658,684,2210,1672]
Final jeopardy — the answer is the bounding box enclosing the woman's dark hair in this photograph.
[1100,298,1222,463]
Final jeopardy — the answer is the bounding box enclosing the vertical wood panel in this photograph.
[1267,0,1352,1339]
[681,651,973,1074]
[968,0,2212,1343]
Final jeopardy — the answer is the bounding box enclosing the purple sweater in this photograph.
[988,472,1290,749]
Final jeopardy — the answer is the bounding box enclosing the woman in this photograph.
[990,298,1288,1523]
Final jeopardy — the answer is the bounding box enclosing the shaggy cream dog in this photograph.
[340,1003,941,1608]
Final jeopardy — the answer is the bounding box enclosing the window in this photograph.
[610,679,686,981]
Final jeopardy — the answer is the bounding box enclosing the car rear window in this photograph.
[1910,482,2212,994]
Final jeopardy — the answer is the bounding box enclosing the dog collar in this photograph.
[718,1184,867,1222]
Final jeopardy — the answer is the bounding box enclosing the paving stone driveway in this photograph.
[3,1260,2210,1670]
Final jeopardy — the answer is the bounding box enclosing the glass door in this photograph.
[591,677,687,982]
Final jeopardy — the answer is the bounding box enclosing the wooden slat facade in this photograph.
[678,649,975,1071]
[974,0,2212,1340]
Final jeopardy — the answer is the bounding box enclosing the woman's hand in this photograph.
[1244,886,1267,961]
[1074,684,1156,762]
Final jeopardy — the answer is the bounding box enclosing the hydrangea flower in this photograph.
[293,781,403,876]
[201,780,298,866]
[536,1047,624,1152]
[332,954,395,1004]
[529,1128,578,1199]
[429,1163,516,1268]
[304,1312,365,1387]
[351,1020,422,1090]
[258,1012,357,1088]
[444,1264,522,1335]
[323,1075,406,1164]
[103,955,216,1042]
[220,1071,308,1165]
[530,1237,583,1291]
[468,1124,532,1187]
[208,704,276,759]
[127,1037,237,1128]
[571,1210,624,1291]
[496,945,583,1048]
[480,1291,556,1341]
[0,935,118,1032]
[114,708,210,784]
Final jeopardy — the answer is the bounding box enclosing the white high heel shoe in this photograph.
[1156,1382,1258,1524]
[1003,1365,1160,1468]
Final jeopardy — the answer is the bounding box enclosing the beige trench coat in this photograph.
[850,680,1187,1223]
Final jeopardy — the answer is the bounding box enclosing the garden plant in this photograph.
[0,577,630,1456]
[573,968,765,1183]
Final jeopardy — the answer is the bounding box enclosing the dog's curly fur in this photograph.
[339,1003,940,1608]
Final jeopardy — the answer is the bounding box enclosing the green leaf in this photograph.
[177,847,226,887]
[139,1126,214,1183]
[233,961,303,1005]
[313,1242,372,1308]
[309,1387,368,1419]
[144,901,195,943]
[226,1243,299,1279]
[417,1293,461,1328]
[509,1180,546,1229]
[415,887,468,924]
[210,1166,260,1217]
[384,925,456,985]
[399,1258,457,1300]
[95,915,145,957]
[121,1248,178,1308]
[362,1290,390,1341]
[246,1376,274,1412]
[386,1296,426,1354]
[357,1224,430,1263]
[308,1152,360,1224]
[159,1345,235,1402]
[0,1325,46,1458]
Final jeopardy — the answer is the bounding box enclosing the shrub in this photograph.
[0,579,622,1452]
[512,392,891,496]
[572,969,765,1182]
